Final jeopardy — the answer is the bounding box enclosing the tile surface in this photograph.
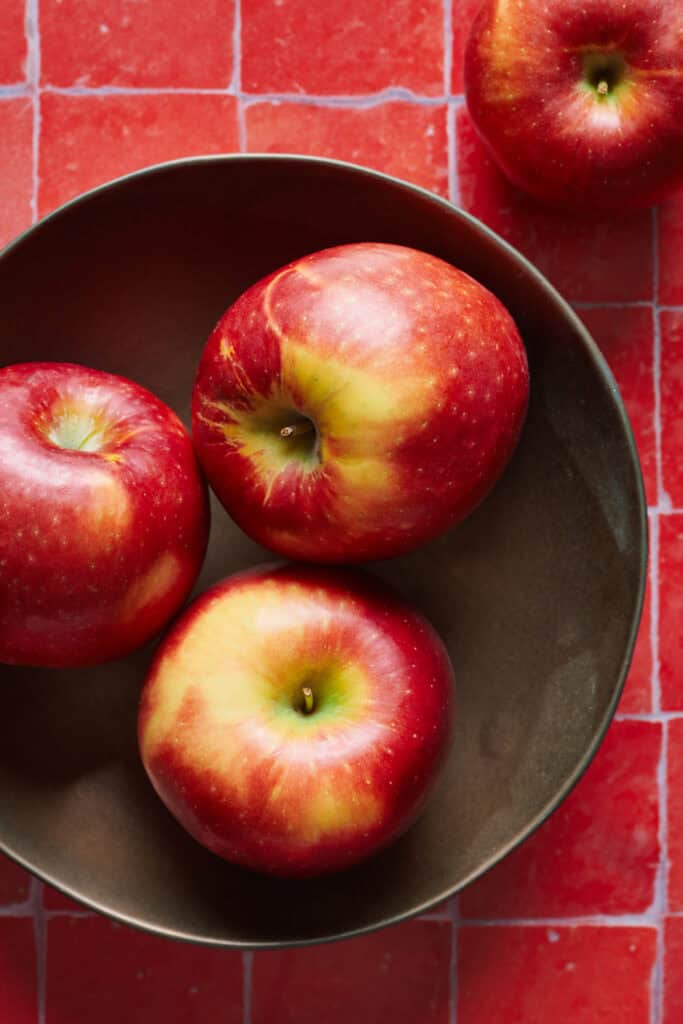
[41,0,233,88]
[661,312,683,511]
[667,719,683,910]
[241,0,444,96]
[0,919,37,1024]
[664,917,683,1024]
[659,517,683,712]
[246,101,448,196]
[39,93,238,215]
[0,98,32,249]
[458,925,657,1024]
[0,1,27,84]
[252,920,451,1024]
[0,854,31,907]
[45,917,243,1024]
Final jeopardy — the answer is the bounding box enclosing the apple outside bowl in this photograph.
[0,155,646,948]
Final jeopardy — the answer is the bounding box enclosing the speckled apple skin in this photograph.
[0,362,210,668]
[139,563,455,878]
[192,242,529,563]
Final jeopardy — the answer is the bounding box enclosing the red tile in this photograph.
[246,101,448,196]
[659,190,683,306]
[43,886,83,913]
[664,916,683,1024]
[455,107,653,303]
[46,917,242,1024]
[252,920,450,1024]
[0,855,31,906]
[241,0,444,96]
[578,307,656,508]
[451,0,481,94]
[39,93,238,216]
[661,312,683,510]
[0,1,27,83]
[617,578,652,716]
[0,919,37,1024]
[667,719,683,909]
[458,925,656,1024]
[461,720,660,918]
[41,0,233,88]
[659,516,683,711]
[0,98,33,249]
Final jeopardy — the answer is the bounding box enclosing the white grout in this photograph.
[29,880,46,1024]
[460,914,661,929]
[26,0,40,222]
[651,204,666,1024]
[233,0,246,151]
[449,898,459,1024]
[447,102,459,207]
[572,300,654,310]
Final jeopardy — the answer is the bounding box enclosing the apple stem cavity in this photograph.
[597,80,609,96]
[301,686,315,714]
[280,420,315,440]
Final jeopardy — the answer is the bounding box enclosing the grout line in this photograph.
[30,880,46,1024]
[26,0,40,223]
[616,712,683,723]
[654,720,669,1024]
[449,898,459,1024]
[651,203,666,1024]
[0,85,31,97]
[0,899,36,917]
[242,950,253,1024]
[572,299,654,310]
[233,0,246,151]
[652,209,672,513]
[460,914,662,928]
[43,84,452,106]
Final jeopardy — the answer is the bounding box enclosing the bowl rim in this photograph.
[0,152,649,948]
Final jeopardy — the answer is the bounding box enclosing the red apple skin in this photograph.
[465,0,683,210]
[192,243,528,564]
[138,564,455,878]
[0,363,210,668]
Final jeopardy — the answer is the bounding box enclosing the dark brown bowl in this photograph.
[0,155,646,947]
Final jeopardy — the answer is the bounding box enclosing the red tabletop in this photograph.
[0,1,681,1021]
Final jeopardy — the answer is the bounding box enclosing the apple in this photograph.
[464,0,683,210]
[192,242,528,564]
[138,563,454,877]
[0,362,210,668]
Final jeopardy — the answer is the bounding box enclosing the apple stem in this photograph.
[597,80,609,96]
[302,686,315,714]
[280,420,314,439]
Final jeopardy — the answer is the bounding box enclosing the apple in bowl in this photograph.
[192,242,529,564]
[138,564,454,878]
[465,0,683,209]
[0,362,210,668]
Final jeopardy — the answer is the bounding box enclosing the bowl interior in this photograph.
[0,157,645,946]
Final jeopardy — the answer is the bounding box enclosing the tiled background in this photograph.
[0,0,681,1021]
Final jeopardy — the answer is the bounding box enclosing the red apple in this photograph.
[192,242,528,563]
[0,362,210,668]
[465,0,683,210]
[138,563,454,878]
